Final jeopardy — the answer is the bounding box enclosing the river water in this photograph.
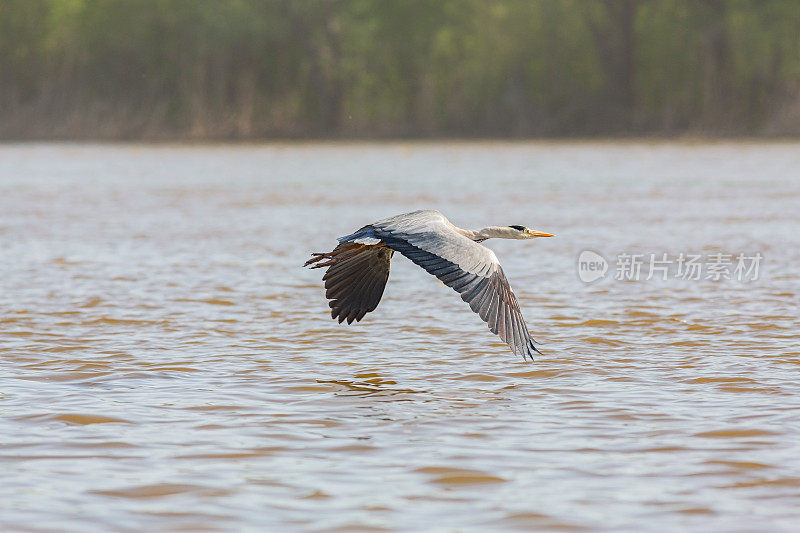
[1,142,799,531]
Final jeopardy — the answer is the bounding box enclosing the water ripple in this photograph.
[2,143,800,532]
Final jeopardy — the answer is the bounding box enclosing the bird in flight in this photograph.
[304,210,554,360]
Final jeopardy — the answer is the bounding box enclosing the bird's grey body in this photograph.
[305,210,554,360]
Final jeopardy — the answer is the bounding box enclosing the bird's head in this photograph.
[508,225,555,239]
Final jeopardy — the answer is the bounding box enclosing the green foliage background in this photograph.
[2,0,799,139]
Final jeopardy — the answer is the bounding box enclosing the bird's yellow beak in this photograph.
[526,229,555,238]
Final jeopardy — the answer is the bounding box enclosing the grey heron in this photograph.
[304,210,554,360]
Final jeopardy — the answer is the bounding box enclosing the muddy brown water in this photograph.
[1,142,799,531]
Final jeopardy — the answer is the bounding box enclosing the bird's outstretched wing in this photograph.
[304,241,393,324]
[372,210,539,360]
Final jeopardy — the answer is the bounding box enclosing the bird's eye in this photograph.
[509,225,526,231]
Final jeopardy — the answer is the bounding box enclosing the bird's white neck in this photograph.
[457,226,522,242]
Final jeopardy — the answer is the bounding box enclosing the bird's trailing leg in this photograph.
[304,243,363,269]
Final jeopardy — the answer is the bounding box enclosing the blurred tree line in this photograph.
[2,0,800,139]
